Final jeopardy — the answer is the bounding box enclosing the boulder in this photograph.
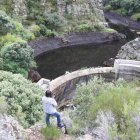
[28,69,41,82]
[0,114,27,140]
[116,38,140,60]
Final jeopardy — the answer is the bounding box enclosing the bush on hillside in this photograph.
[12,21,35,41]
[0,10,34,41]
[41,126,61,140]
[0,33,23,49]
[0,71,44,128]
[30,24,41,37]
[75,23,95,32]
[39,24,58,37]
[0,42,36,77]
[44,13,65,30]
[71,78,140,138]
[0,96,7,114]
[131,13,140,21]
[0,10,15,35]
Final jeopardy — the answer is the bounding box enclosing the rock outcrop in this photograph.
[0,0,27,18]
[28,69,41,82]
[57,0,106,24]
[0,114,27,140]
[105,12,140,39]
[116,38,140,60]
[0,0,106,26]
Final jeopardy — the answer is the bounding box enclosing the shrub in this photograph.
[30,24,41,37]
[94,24,105,31]
[75,24,95,32]
[12,21,35,41]
[0,10,15,35]
[44,13,65,30]
[0,96,7,114]
[89,86,139,139]
[71,77,107,127]
[39,24,58,37]
[0,33,23,49]
[41,126,60,140]
[0,71,44,128]
[0,42,36,77]
[0,10,34,41]
[71,78,140,138]
[131,13,140,21]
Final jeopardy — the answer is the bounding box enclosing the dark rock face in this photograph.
[30,32,125,57]
[28,69,41,82]
[116,38,140,60]
[103,58,115,67]
[105,12,140,39]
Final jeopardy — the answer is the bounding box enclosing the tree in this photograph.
[0,42,36,77]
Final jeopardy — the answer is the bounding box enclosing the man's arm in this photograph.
[51,98,57,107]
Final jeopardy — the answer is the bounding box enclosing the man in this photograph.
[42,90,63,128]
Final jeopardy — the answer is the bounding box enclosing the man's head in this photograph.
[45,90,52,97]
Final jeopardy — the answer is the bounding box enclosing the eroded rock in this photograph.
[116,38,140,60]
[0,114,27,140]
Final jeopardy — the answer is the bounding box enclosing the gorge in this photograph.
[0,0,140,140]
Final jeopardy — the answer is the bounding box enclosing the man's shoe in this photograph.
[57,124,64,128]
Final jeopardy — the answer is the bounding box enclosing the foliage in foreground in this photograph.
[0,71,44,128]
[41,126,60,140]
[71,77,140,139]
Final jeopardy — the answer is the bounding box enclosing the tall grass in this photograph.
[41,126,60,140]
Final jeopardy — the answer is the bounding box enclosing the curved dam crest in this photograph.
[37,60,140,108]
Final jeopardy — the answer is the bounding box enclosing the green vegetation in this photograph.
[0,10,15,35]
[44,13,65,30]
[0,71,44,128]
[0,96,7,114]
[1,0,115,37]
[0,10,34,40]
[70,77,140,139]
[41,126,61,140]
[131,13,140,21]
[104,0,140,20]
[0,11,36,77]
[0,33,23,49]
[0,42,36,77]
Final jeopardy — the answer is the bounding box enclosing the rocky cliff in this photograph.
[57,0,106,23]
[0,0,106,25]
